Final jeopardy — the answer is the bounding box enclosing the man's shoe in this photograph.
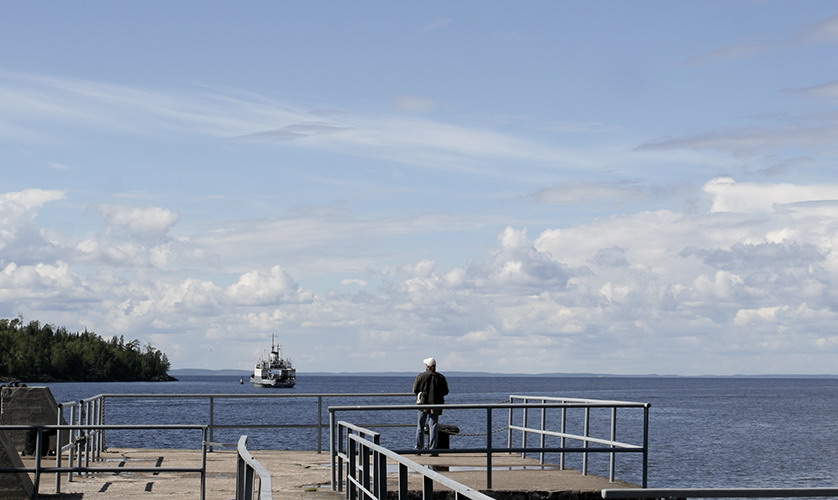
[429,453,439,457]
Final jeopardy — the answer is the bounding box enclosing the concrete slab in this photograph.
[23,449,639,500]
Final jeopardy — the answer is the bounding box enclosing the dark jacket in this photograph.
[413,370,449,413]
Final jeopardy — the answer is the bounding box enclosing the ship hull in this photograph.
[249,375,296,388]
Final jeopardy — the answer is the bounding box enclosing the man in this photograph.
[412,357,449,455]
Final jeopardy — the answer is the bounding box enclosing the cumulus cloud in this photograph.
[3,178,838,374]
[225,266,312,306]
[0,189,65,231]
[0,261,83,301]
[0,189,66,260]
[95,204,179,240]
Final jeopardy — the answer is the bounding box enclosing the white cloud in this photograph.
[95,204,179,240]
[0,72,586,177]
[704,177,838,213]
[0,188,65,227]
[2,177,838,375]
[225,266,312,306]
[0,261,83,301]
[0,189,66,258]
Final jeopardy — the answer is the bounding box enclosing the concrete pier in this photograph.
[22,448,638,499]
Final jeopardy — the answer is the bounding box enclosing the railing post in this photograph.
[398,463,408,499]
[330,410,337,491]
[33,427,43,496]
[208,396,215,452]
[79,400,88,475]
[200,427,208,500]
[422,475,434,500]
[642,404,650,488]
[609,407,617,482]
[485,407,493,490]
[236,451,246,499]
[506,396,513,450]
[348,434,357,500]
[538,399,547,465]
[582,406,590,476]
[559,405,566,470]
[85,399,92,469]
[360,439,370,496]
[68,403,76,483]
[92,397,100,460]
[375,445,387,500]
[55,403,63,493]
[317,396,323,453]
[99,396,106,454]
[520,398,528,459]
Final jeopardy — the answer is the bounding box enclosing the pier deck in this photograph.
[25,449,638,499]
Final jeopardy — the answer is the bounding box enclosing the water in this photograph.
[39,375,838,490]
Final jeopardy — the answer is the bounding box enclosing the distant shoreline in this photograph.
[169,368,838,379]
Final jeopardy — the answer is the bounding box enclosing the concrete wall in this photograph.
[0,425,34,499]
[0,386,67,454]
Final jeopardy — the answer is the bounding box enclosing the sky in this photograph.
[2,2,838,376]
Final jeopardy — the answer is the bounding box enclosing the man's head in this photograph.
[423,357,436,370]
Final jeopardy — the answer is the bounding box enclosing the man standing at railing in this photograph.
[413,357,449,456]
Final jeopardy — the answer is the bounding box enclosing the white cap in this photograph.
[423,357,436,367]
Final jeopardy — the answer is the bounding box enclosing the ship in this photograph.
[249,334,296,388]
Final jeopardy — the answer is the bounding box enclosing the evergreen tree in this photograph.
[0,319,174,382]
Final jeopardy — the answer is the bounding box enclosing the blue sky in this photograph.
[3,2,838,375]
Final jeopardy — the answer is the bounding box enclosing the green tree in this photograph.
[0,319,175,382]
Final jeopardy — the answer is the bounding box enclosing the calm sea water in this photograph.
[40,375,838,490]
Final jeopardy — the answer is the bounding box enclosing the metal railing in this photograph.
[508,395,650,485]
[0,423,208,499]
[601,487,838,498]
[337,420,494,500]
[329,397,651,490]
[236,435,272,500]
[55,398,105,487]
[66,392,412,454]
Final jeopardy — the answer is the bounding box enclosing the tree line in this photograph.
[0,318,175,382]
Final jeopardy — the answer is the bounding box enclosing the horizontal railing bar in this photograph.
[206,442,238,448]
[89,392,413,399]
[510,395,650,408]
[391,446,646,455]
[337,421,380,437]
[330,402,645,411]
[0,467,205,473]
[602,487,838,498]
[0,424,206,430]
[209,422,412,430]
[508,425,641,449]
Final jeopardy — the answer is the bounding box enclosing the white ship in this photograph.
[249,334,296,388]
